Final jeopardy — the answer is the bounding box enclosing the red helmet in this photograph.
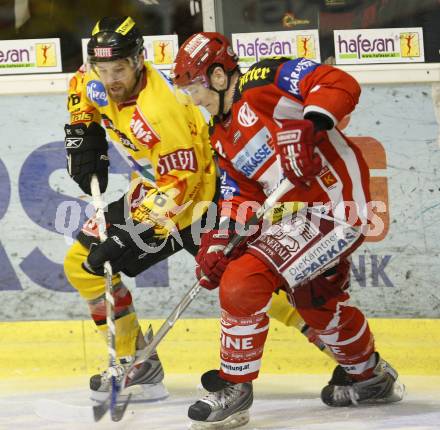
[172,32,238,87]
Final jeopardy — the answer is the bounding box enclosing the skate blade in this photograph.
[361,378,406,405]
[91,382,169,403]
[190,409,250,430]
[387,378,406,403]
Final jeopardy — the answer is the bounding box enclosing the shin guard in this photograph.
[88,283,140,357]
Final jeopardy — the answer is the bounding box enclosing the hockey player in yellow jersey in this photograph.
[63,16,331,403]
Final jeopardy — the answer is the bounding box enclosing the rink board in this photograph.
[0,318,439,379]
[0,83,440,320]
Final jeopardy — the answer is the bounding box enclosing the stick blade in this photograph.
[93,395,110,421]
[111,393,132,422]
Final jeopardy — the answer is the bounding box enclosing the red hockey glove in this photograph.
[195,229,247,290]
[276,119,322,187]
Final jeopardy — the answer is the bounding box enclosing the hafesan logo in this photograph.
[232,30,321,66]
[334,27,424,64]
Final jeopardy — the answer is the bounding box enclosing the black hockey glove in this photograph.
[83,221,156,276]
[65,122,109,195]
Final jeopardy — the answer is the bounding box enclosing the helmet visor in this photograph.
[177,79,211,105]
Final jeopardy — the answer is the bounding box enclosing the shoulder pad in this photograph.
[237,58,289,93]
[276,58,320,101]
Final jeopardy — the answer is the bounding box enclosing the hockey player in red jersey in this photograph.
[172,32,405,429]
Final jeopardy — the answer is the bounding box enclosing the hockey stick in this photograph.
[89,175,131,421]
[96,178,297,422]
[33,176,123,423]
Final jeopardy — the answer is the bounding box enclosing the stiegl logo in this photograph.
[94,47,113,58]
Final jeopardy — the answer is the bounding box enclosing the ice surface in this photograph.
[1,374,439,430]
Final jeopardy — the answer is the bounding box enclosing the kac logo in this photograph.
[237,102,258,127]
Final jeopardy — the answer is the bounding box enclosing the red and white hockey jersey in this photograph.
[212,57,371,227]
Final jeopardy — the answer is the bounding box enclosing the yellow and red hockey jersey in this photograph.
[68,61,217,235]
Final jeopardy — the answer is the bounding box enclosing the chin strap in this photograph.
[211,71,236,120]
[215,89,226,119]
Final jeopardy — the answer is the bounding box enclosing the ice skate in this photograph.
[90,349,168,402]
[90,326,168,403]
[188,370,253,430]
[321,353,405,407]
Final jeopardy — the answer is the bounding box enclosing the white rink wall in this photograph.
[0,79,439,320]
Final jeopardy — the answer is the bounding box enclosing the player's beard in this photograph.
[104,66,142,103]
[106,83,132,103]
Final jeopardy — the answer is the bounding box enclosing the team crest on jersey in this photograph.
[130,106,160,148]
[86,80,108,107]
[237,102,258,127]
